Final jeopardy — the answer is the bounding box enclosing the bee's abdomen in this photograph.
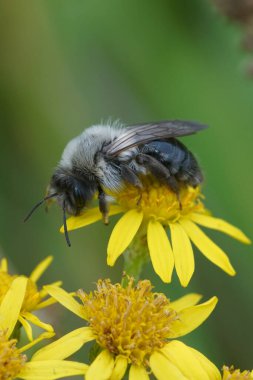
[140,139,203,187]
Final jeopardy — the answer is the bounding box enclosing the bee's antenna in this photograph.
[63,200,71,247]
[24,193,58,222]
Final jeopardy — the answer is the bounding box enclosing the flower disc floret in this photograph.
[0,332,26,380]
[115,178,204,223]
[223,366,253,379]
[78,278,177,366]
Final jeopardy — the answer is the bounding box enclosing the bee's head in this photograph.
[49,168,97,216]
[24,168,97,247]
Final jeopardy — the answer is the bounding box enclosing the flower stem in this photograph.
[122,230,149,286]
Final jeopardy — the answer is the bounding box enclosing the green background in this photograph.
[1,0,252,374]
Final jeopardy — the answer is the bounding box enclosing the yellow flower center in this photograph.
[78,278,178,366]
[223,366,253,379]
[0,331,26,380]
[0,272,40,312]
[113,176,205,224]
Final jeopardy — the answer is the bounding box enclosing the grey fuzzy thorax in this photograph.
[58,124,129,190]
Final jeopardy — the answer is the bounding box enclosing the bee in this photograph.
[25,120,207,246]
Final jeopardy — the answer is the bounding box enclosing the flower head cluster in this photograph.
[79,277,178,365]
[0,331,26,380]
[223,366,253,379]
[0,256,61,341]
[46,278,220,380]
[62,177,250,286]
[0,275,88,380]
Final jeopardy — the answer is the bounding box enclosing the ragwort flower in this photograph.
[61,177,250,286]
[0,276,88,379]
[0,256,61,340]
[46,278,221,380]
[222,366,253,379]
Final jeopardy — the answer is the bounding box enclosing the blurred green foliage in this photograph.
[0,0,252,373]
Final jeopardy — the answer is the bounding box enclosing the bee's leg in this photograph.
[136,153,172,182]
[165,175,182,209]
[98,186,109,225]
[136,153,182,208]
[121,166,143,205]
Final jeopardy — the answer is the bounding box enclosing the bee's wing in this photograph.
[104,120,207,157]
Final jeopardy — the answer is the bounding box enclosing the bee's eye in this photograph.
[72,185,86,207]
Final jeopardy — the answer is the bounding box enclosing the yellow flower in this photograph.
[222,366,253,379]
[46,278,221,380]
[0,256,61,341]
[61,178,250,286]
[0,276,88,379]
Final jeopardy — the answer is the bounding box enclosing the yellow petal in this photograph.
[30,256,53,283]
[32,327,94,361]
[170,222,195,287]
[160,341,211,380]
[61,207,101,232]
[150,351,187,380]
[191,213,251,244]
[107,210,143,266]
[188,346,221,380]
[110,356,128,380]
[60,205,123,232]
[44,285,85,319]
[129,365,149,380]
[147,220,174,283]
[170,293,203,312]
[22,311,54,333]
[180,219,236,276]
[19,360,88,379]
[35,297,59,310]
[19,315,33,341]
[39,281,63,299]
[86,350,114,380]
[169,296,218,338]
[0,258,8,272]
[0,276,27,338]
[19,331,55,353]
